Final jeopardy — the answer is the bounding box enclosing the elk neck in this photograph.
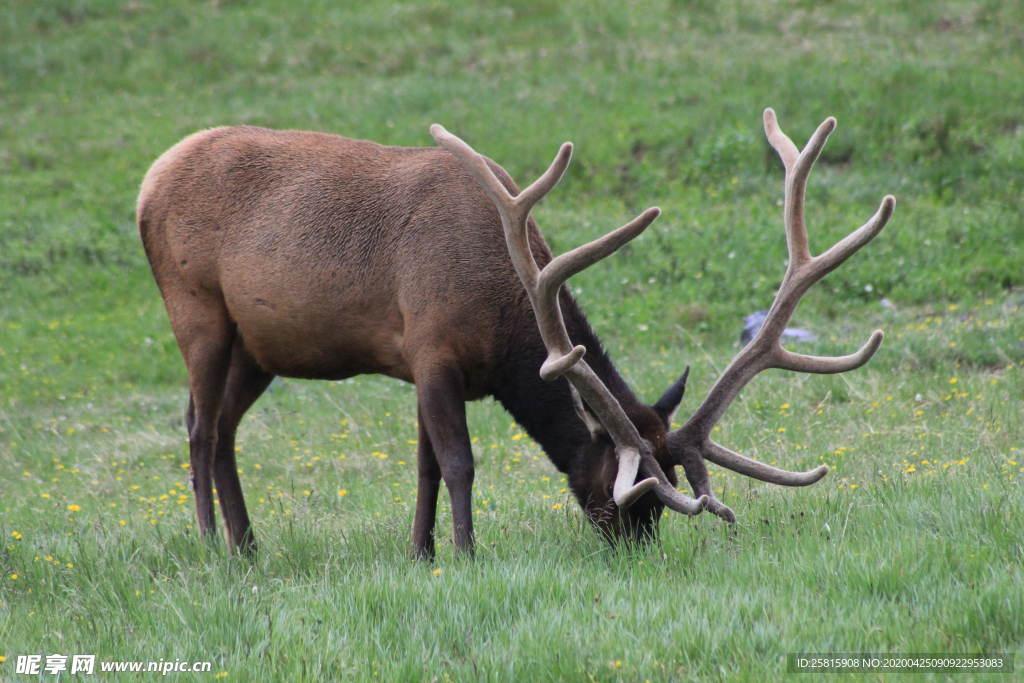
[489,285,648,474]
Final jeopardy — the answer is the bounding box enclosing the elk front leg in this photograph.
[411,405,442,561]
[212,341,274,557]
[415,364,475,556]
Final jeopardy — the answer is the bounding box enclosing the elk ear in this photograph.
[653,366,689,428]
[570,383,606,441]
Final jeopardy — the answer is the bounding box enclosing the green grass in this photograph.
[1,0,1023,680]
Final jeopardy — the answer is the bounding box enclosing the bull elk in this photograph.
[138,109,894,558]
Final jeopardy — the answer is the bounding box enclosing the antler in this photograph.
[666,109,895,522]
[431,124,708,515]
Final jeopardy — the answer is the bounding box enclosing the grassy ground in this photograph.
[1,0,1023,681]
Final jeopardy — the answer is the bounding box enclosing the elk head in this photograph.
[563,367,690,542]
[432,108,894,530]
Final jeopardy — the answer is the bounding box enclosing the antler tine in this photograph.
[668,110,894,517]
[704,441,829,486]
[539,208,662,307]
[535,208,661,381]
[811,195,896,280]
[432,125,707,513]
[792,117,836,187]
[769,111,835,268]
[517,145,575,217]
[774,330,883,374]
[763,108,799,171]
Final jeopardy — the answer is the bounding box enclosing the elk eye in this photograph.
[606,483,614,496]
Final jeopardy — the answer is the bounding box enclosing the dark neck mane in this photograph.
[490,287,643,474]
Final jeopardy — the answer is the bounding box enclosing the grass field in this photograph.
[1,0,1023,680]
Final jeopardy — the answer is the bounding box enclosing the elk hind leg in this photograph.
[176,306,236,540]
[212,339,273,556]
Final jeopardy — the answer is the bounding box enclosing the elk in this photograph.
[138,109,893,558]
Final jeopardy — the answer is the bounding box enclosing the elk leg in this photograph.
[411,405,443,560]
[415,365,475,556]
[175,305,236,539]
[212,340,273,557]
